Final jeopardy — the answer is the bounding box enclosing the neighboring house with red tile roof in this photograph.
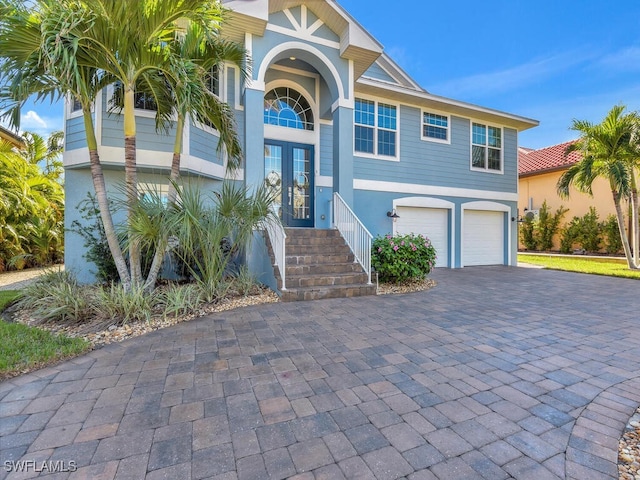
[518,140,619,250]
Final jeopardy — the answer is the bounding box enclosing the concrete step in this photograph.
[285,262,364,276]
[285,272,369,288]
[286,253,354,265]
[281,283,377,302]
[285,243,352,256]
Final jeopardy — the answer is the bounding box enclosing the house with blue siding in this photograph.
[63,0,538,299]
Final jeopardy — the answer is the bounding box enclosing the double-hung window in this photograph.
[422,112,449,142]
[354,98,397,158]
[471,122,502,172]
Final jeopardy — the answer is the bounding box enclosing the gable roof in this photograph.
[519,140,582,177]
[222,0,383,78]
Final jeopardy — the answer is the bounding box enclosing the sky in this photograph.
[5,0,640,150]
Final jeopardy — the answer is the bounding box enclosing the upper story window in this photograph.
[422,112,449,143]
[134,91,157,111]
[354,98,397,158]
[471,122,502,172]
[264,87,314,131]
[71,97,82,112]
[205,65,220,97]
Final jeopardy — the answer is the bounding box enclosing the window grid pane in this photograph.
[488,126,501,148]
[378,130,396,157]
[377,103,397,130]
[355,99,375,126]
[472,123,486,145]
[488,148,501,170]
[424,125,447,140]
[472,145,486,168]
[355,125,374,153]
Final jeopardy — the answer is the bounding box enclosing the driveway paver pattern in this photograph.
[1,266,639,479]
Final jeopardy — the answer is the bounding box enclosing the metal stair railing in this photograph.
[333,192,372,284]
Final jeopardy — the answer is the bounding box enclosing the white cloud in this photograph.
[21,110,48,130]
[430,50,595,99]
[596,45,640,72]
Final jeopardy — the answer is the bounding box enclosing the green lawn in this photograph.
[0,290,20,310]
[518,254,640,280]
[0,290,91,379]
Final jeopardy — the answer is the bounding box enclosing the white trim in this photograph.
[265,23,342,50]
[307,18,325,35]
[94,91,102,146]
[421,110,451,145]
[461,201,512,267]
[392,197,456,269]
[470,121,504,175]
[353,178,519,202]
[353,95,400,161]
[63,146,241,180]
[316,175,333,187]
[228,64,244,111]
[283,8,301,31]
[356,77,539,130]
[257,41,345,101]
[319,119,333,126]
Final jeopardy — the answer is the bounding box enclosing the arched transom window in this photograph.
[264,87,314,131]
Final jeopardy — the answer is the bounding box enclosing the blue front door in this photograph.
[264,140,314,228]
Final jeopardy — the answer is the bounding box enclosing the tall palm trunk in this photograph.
[82,107,131,289]
[630,171,639,267]
[612,189,637,269]
[142,114,185,293]
[123,86,142,288]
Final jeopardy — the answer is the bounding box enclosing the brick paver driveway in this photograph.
[1,266,639,479]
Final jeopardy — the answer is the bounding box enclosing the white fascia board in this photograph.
[356,78,539,131]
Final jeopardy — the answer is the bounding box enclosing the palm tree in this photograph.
[0,1,132,285]
[557,105,639,269]
[139,26,248,292]
[1,0,246,291]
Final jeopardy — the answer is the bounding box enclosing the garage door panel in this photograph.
[396,207,448,267]
[463,210,504,266]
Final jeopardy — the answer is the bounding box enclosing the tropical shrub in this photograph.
[0,132,64,271]
[602,214,624,254]
[372,233,437,283]
[559,218,581,253]
[70,193,120,283]
[577,207,602,252]
[520,216,537,250]
[536,201,568,251]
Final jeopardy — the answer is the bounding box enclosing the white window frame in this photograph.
[421,110,450,144]
[470,121,504,174]
[353,96,399,161]
[193,64,225,135]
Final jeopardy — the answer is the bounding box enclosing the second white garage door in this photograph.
[463,210,504,266]
[395,207,449,267]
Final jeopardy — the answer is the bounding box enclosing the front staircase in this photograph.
[270,228,377,302]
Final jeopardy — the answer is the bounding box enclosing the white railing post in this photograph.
[332,192,372,284]
[263,220,287,291]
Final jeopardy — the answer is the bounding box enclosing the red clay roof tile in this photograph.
[518,140,582,176]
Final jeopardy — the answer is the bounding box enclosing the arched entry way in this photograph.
[263,86,315,227]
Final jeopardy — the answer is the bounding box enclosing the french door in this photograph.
[264,140,314,227]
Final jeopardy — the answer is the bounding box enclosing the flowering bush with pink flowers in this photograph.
[371,233,437,283]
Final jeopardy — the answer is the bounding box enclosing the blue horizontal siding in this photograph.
[319,123,333,176]
[65,116,87,150]
[101,113,175,153]
[190,126,222,165]
[265,69,316,102]
[363,63,397,84]
[354,105,518,194]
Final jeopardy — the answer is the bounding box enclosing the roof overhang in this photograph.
[0,126,25,149]
[356,78,539,132]
[222,0,383,78]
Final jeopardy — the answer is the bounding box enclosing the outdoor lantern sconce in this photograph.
[387,209,400,221]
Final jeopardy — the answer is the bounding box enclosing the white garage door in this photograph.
[463,210,504,266]
[395,207,448,267]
